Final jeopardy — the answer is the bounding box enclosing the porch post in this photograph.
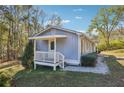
[94,44,96,52]
[53,38,56,71]
[34,40,36,70]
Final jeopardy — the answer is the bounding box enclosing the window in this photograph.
[50,41,54,50]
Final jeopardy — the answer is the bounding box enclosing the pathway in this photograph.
[63,55,110,74]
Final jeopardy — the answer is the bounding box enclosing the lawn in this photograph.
[101,49,124,58]
[101,49,124,66]
[1,52,124,87]
[0,64,24,79]
[12,57,124,87]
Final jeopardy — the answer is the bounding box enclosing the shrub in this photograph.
[110,40,124,50]
[21,41,34,69]
[80,52,97,67]
[97,40,124,51]
[0,72,12,87]
[97,44,107,51]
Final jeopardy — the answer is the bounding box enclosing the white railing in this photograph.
[34,51,64,70]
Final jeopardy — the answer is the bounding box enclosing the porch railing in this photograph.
[34,51,64,70]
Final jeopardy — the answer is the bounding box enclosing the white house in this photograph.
[29,26,96,70]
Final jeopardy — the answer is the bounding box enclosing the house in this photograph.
[29,26,96,70]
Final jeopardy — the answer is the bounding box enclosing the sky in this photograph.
[38,5,110,32]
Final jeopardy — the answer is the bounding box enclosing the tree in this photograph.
[88,6,124,48]
[31,7,46,35]
[21,41,34,69]
[46,14,62,28]
[0,5,63,63]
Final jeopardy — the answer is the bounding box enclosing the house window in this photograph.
[50,41,54,50]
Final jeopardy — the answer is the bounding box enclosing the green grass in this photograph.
[1,54,124,87]
[0,64,24,87]
[101,49,124,58]
[13,58,124,87]
[101,49,124,67]
[0,65,24,75]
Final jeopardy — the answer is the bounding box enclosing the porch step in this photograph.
[35,61,60,67]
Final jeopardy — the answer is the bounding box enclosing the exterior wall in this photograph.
[35,28,95,65]
[36,28,79,61]
[37,29,57,36]
[80,37,95,55]
[36,40,48,51]
[56,36,78,60]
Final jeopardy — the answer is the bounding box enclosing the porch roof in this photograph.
[28,35,67,40]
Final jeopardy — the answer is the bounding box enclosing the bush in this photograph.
[80,52,97,67]
[21,41,34,69]
[0,72,12,87]
[97,44,107,51]
[97,40,124,51]
[110,40,124,50]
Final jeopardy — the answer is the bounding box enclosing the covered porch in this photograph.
[29,35,66,71]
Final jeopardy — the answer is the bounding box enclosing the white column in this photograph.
[83,39,85,54]
[85,39,87,53]
[92,44,94,52]
[53,38,56,71]
[94,44,96,52]
[91,43,94,52]
[81,39,83,54]
[34,40,36,70]
[84,39,86,54]
[90,42,92,53]
[89,43,90,53]
[78,35,81,62]
[91,43,92,52]
[87,40,89,53]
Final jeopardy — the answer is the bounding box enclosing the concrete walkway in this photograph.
[63,56,110,74]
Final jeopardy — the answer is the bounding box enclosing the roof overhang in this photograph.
[29,35,67,40]
[33,26,82,37]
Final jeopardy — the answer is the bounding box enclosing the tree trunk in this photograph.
[7,27,11,61]
[105,36,110,49]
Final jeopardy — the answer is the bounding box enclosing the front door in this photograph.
[49,39,55,52]
[48,39,55,60]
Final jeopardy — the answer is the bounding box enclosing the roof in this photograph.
[34,26,82,36]
[29,26,95,43]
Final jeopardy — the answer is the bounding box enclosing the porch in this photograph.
[29,35,66,71]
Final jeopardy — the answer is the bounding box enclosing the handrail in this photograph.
[36,51,64,58]
[56,52,64,68]
[34,51,65,70]
[35,51,64,63]
[56,52,64,58]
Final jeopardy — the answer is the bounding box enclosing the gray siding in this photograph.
[36,40,48,51]
[56,32,78,60]
[36,28,79,60]
[37,29,56,36]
